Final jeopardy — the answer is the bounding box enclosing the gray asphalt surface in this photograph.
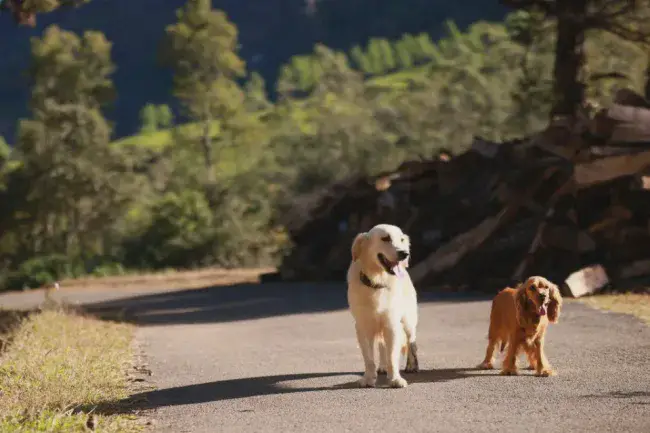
[2,282,649,432]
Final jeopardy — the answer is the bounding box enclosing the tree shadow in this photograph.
[582,390,650,400]
[85,367,495,416]
[82,281,493,326]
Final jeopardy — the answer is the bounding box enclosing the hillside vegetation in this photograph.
[0,0,508,141]
[1,0,649,290]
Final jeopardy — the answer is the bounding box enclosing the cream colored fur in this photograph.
[347,224,419,388]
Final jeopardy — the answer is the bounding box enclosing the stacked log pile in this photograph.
[275,89,650,295]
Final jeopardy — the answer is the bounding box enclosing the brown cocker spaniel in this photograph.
[478,276,563,377]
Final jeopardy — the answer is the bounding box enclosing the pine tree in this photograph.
[12,25,132,257]
[394,39,414,69]
[139,103,158,133]
[378,38,396,71]
[350,45,373,74]
[163,0,249,184]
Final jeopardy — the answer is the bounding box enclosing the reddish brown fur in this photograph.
[478,276,563,377]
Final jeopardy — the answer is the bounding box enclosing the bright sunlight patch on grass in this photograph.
[0,309,141,432]
[578,293,650,325]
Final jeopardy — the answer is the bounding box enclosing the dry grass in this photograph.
[59,266,274,290]
[0,309,141,432]
[577,293,650,324]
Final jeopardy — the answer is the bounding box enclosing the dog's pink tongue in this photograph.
[393,262,406,278]
[538,306,547,316]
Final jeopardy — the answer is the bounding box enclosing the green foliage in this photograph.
[164,0,245,115]
[0,136,11,188]
[123,190,215,268]
[393,40,414,69]
[26,0,89,11]
[157,104,174,128]
[23,0,90,13]
[244,72,272,112]
[139,103,159,133]
[90,261,126,277]
[139,103,174,133]
[0,136,9,161]
[4,254,84,290]
[350,45,372,73]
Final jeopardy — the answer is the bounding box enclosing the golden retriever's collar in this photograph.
[360,272,385,290]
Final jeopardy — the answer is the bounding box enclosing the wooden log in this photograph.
[613,88,650,108]
[511,177,575,281]
[531,135,577,160]
[587,205,633,233]
[607,104,650,140]
[493,183,546,214]
[409,208,510,282]
[589,144,650,157]
[564,264,610,298]
[542,225,596,252]
[618,259,650,279]
[471,136,500,158]
[635,174,650,190]
[631,167,650,190]
[573,150,650,188]
[410,167,558,284]
[482,218,538,253]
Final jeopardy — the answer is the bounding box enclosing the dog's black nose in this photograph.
[397,250,409,261]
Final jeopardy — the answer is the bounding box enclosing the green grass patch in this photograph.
[112,121,222,149]
[577,293,650,325]
[0,310,142,432]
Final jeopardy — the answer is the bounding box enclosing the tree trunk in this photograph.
[201,117,215,184]
[644,57,650,101]
[550,0,588,120]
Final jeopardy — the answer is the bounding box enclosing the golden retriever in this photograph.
[347,224,419,388]
[478,276,563,377]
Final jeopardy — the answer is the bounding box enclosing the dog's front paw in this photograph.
[389,376,408,388]
[477,361,493,370]
[536,369,556,377]
[500,368,519,376]
[358,375,377,388]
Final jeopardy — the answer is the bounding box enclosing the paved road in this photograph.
[2,282,650,432]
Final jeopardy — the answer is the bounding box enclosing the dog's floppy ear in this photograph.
[515,283,530,325]
[404,234,411,268]
[548,283,563,323]
[351,232,368,262]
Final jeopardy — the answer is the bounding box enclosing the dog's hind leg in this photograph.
[478,337,498,370]
[355,323,378,387]
[377,338,388,375]
[402,316,419,374]
[500,333,520,376]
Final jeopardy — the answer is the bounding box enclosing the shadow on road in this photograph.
[581,390,650,400]
[82,282,492,326]
[94,368,493,414]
